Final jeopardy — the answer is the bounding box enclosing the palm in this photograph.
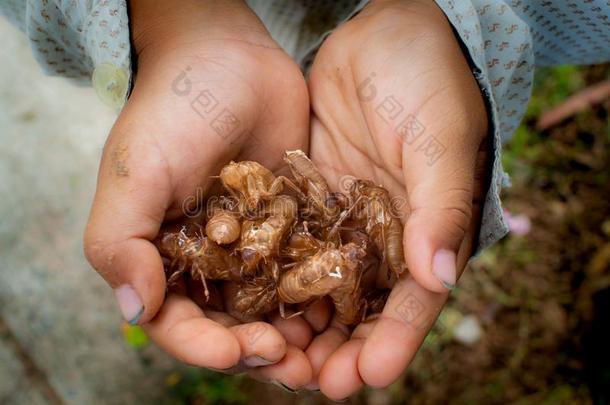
[86,5,315,386]
[304,0,489,399]
[118,38,309,221]
[308,2,471,197]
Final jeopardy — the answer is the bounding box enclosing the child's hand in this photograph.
[304,0,489,398]
[84,0,313,388]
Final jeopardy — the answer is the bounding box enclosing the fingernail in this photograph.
[114,285,144,325]
[304,382,320,391]
[270,380,297,393]
[210,362,248,374]
[244,355,275,367]
[432,249,456,290]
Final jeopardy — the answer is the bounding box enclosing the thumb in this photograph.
[401,129,488,293]
[84,118,172,325]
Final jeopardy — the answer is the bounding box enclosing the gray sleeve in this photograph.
[0,0,132,108]
[432,0,534,252]
[433,0,610,252]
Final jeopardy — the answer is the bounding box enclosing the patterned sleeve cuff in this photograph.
[21,0,132,109]
[433,0,535,253]
[298,0,369,72]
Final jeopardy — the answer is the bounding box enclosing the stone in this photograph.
[0,20,175,404]
[453,315,483,346]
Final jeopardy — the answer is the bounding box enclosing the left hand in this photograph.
[303,0,490,399]
[84,0,314,389]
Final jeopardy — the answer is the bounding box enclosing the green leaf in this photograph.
[122,324,149,349]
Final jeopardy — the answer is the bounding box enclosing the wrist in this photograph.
[128,0,275,58]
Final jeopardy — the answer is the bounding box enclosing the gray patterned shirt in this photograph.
[2,0,609,252]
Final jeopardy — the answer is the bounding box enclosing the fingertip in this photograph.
[404,228,454,293]
[305,325,349,388]
[230,322,287,365]
[118,239,167,324]
[144,294,241,369]
[249,345,313,389]
[270,313,313,350]
[301,297,332,333]
[174,318,242,369]
[359,276,448,388]
[358,318,411,387]
[318,339,364,400]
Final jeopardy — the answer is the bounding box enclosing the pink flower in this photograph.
[503,209,532,236]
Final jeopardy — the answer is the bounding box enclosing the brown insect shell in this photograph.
[278,243,366,304]
[219,161,276,210]
[239,196,298,269]
[205,209,241,245]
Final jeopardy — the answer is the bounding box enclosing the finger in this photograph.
[318,339,365,401]
[269,312,313,350]
[358,275,448,387]
[313,316,379,396]
[353,28,488,294]
[300,297,332,333]
[351,314,380,339]
[83,60,250,324]
[304,318,350,390]
[230,322,287,367]
[248,345,313,391]
[204,310,240,327]
[142,294,241,369]
[399,88,488,292]
[83,130,170,325]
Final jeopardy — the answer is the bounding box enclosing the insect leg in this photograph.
[271,176,307,200]
[192,262,210,301]
[327,195,363,239]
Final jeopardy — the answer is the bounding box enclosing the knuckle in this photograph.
[83,227,101,266]
[439,188,473,236]
[83,227,119,283]
[410,186,473,238]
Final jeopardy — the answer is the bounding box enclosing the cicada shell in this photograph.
[278,243,365,304]
[350,180,407,278]
[155,227,241,286]
[284,150,341,224]
[153,150,410,322]
[281,222,325,261]
[220,160,302,212]
[238,196,298,272]
[234,264,280,317]
[206,208,241,245]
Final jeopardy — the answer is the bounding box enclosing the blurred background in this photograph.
[1,17,609,405]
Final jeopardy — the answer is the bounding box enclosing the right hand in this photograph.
[84,0,314,389]
[303,0,489,398]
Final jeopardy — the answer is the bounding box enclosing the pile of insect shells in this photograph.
[155,150,407,325]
